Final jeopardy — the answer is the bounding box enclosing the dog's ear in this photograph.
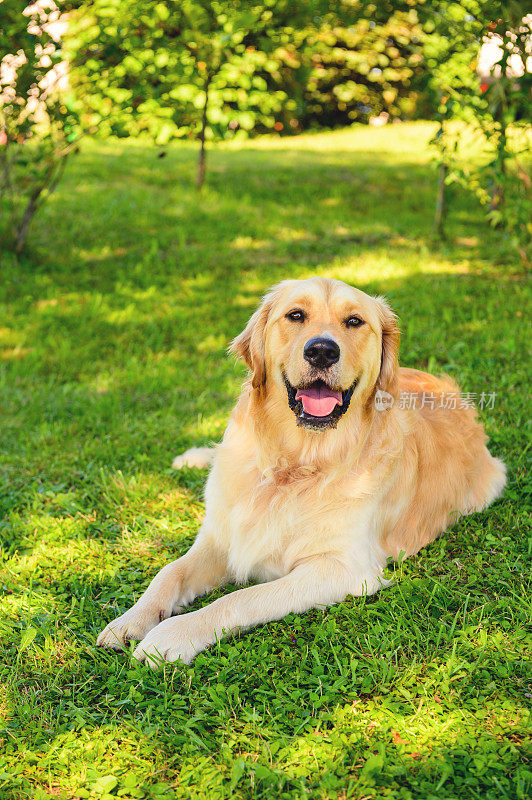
[229,293,274,389]
[374,296,400,391]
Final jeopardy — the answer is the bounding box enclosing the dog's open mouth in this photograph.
[284,376,356,429]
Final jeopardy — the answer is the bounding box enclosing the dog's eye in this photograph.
[346,315,364,328]
[286,310,305,322]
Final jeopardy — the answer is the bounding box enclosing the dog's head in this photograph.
[230,278,400,431]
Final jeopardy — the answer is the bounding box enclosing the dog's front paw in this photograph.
[132,617,201,668]
[97,604,167,651]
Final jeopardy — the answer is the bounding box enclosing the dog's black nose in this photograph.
[303,337,340,369]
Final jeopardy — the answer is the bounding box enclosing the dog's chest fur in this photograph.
[205,448,384,585]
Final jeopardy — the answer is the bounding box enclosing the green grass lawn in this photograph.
[0,122,530,799]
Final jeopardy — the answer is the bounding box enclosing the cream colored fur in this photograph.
[97,278,506,667]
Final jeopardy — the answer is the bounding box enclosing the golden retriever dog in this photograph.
[97,277,506,667]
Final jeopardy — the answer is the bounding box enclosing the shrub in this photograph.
[0,0,80,253]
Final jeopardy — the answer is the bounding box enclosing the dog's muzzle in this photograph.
[284,376,356,430]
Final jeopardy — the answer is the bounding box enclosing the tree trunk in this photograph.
[435,161,447,239]
[490,123,507,223]
[15,188,42,253]
[0,139,14,229]
[197,74,212,191]
[14,155,68,253]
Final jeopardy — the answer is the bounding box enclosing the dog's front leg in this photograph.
[133,555,364,667]
[97,536,227,650]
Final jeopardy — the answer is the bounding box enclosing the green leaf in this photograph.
[93,775,118,794]
[18,626,37,655]
[155,122,175,145]
[154,3,169,20]
[230,758,245,790]
[361,752,384,775]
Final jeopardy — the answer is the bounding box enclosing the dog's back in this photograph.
[381,368,506,558]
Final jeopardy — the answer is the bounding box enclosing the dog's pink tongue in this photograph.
[295,386,342,417]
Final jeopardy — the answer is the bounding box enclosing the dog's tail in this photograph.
[172,446,215,470]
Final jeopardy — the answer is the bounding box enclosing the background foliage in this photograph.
[68,0,303,142]
[1,0,530,254]
[426,1,531,263]
[0,0,80,252]
[69,0,429,143]
[265,10,427,132]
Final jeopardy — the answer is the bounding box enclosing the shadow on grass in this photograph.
[3,140,509,291]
